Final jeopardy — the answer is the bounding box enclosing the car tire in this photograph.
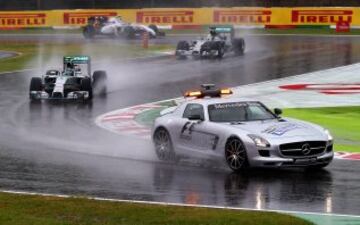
[175,41,190,60]
[214,41,225,59]
[124,26,136,39]
[83,25,95,39]
[80,77,93,100]
[153,128,178,162]
[93,70,107,96]
[29,77,42,100]
[225,137,249,172]
[232,38,245,56]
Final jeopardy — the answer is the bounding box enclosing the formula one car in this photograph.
[175,27,245,59]
[152,84,334,172]
[29,55,107,101]
[83,16,165,39]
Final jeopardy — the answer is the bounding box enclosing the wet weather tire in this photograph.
[93,70,107,96]
[29,77,42,100]
[80,78,93,100]
[225,138,249,172]
[153,128,177,162]
[83,25,95,39]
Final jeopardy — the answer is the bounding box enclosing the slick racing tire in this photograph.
[225,137,249,172]
[83,25,96,39]
[93,70,107,96]
[29,77,42,100]
[153,128,178,162]
[80,77,93,100]
[232,38,245,56]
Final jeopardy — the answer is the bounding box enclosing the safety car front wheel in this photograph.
[225,137,249,172]
[153,128,177,162]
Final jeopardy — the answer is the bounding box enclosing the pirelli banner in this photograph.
[0,8,358,29]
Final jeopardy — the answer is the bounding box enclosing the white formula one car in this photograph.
[175,27,245,59]
[29,55,107,101]
[83,16,165,39]
[152,84,334,172]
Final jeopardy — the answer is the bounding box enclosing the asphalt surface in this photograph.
[0,34,359,216]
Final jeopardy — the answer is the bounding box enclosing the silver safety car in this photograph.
[152,84,334,172]
[29,55,107,101]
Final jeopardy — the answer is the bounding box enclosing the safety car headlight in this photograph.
[248,134,270,148]
[324,129,333,141]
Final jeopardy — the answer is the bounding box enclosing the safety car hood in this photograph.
[228,118,326,139]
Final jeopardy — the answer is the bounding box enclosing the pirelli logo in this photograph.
[63,12,117,25]
[292,10,353,24]
[214,10,271,24]
[136,11,194,24]
[0,13,46,27]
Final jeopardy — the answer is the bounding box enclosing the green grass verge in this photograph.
[136,102,360,153]
[284,106,360,153]
[0,192,313,225]
[0,40,172,73]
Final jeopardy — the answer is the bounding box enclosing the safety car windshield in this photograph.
[208,102,276,122]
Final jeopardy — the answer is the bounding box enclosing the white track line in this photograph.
[1,189,359,219]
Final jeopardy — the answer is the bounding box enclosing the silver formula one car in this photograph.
[29,55,107,101]
[175,27,245,60]
[152,85,334,172]
[83,16,165,39]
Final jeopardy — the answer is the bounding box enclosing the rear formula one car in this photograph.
[175,26,245,60]
[83,16,165,39]
[29,55,107,101]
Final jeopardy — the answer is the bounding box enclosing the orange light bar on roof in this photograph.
[220,88,233,95]
[185,91,202,97]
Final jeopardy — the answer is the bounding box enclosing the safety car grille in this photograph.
[279,141,327,157]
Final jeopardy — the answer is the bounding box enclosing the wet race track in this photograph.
[0,34,359,215]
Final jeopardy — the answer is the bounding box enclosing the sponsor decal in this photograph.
[279,83,360,95]
[213,9,271,24]
[0,13,46,27]
[136,11,194,24]
[63,11,117,25]
[262,123,304,136]
[291,10,353,24]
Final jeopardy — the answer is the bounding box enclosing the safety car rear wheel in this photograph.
[225,137,249,172]
[153,128,177,162]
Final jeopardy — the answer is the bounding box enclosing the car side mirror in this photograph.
[188,114,203,121]
[274,108,282,116]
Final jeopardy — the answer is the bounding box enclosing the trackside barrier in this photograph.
[1,7,360,29]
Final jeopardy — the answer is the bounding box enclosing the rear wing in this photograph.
[63,55,91,74]
[214,26,234,34]
[63,56,90,65]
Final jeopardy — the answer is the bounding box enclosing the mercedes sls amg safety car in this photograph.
[29,55,107,101]
[152,84,334,172]
[83,16,165,39]
[175,27,245,59]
